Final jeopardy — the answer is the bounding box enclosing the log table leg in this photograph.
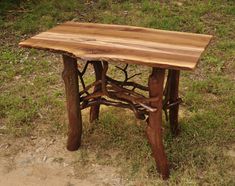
[169,70,180,136]
[90,61,103,123]
[62,55,82,151]
[147,68,169,179]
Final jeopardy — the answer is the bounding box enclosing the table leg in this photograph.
[90,61,103,123]
[62,55,82,151]
[169,70,180,136]
[147,68,169,179]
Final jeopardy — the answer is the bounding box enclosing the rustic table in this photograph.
[19,22,212,179]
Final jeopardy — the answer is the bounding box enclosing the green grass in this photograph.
[0,0,235,185]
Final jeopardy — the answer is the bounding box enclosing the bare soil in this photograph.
[0,135,125,186]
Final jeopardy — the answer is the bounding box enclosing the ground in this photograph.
[0,0,235,185]
[0,134,124,186]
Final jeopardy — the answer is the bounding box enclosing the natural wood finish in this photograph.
[169,70,180,136]
[62,55,82,151]
[19,21,212,70]
[90,61,103,123]
[18,22,213,180]
[147,68,169,179]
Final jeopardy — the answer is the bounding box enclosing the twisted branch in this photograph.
[115,64,142,85]
[76,61,162,120]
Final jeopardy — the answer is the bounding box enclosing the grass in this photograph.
[0,0,235,185]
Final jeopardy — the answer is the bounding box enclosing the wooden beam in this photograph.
[169,70,180,136]
[62,55,82,151]
[147,68,169,179]
[90,61,103,123]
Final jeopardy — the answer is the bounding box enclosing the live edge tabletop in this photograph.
[19,22,212,180]
[19,21,212,70]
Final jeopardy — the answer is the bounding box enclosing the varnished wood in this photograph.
[18,22,213,180]
[169,70,180,136]
[147,68,169,179]
[19,21,212,71]
[62,55,82,151]
[90,61,103,123]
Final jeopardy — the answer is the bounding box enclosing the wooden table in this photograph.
[19,22,212,179]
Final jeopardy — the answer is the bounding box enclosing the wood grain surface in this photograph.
[19,21,212,70]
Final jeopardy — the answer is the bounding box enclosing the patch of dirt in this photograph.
[227,143,235,158]
[0,135,125,186]
[225,143,235,178]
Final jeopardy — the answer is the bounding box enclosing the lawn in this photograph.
[0,0,234,185]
